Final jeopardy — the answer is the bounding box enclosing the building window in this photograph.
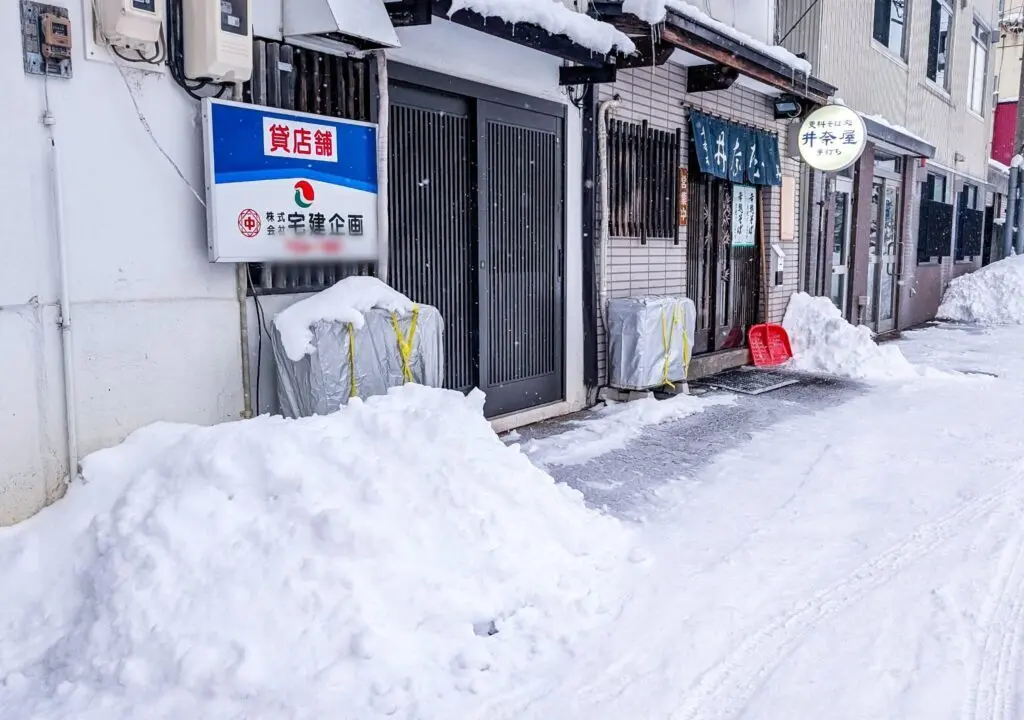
[960,183,980,211]
[873,0,909,57]
[608,119,682,242]
[927,0,953,89]
[924,172,947,202]
[968,20,990,114]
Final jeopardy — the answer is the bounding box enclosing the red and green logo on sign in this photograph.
[294,180,315,208]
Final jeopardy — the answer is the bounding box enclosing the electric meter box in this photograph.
[96,0,163,50]
[183,0,253,83]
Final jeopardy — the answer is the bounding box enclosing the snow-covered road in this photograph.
[486,323,1024,720]
[5,316,1024,720]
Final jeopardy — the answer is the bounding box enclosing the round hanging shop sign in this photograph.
[797,104,867,173]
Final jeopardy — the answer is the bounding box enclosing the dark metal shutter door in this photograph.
[477,102,564,417]
[388,85,477,393]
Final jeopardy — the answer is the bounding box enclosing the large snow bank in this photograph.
[0,385,636,720]
[524,393,734,468]
[449,0,636,54]
[273,276,414,361]
[623,0,812,73]
[938,255,1024,325]
[782,293,918,380]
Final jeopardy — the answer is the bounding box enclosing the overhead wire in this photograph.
[87,0,229,206]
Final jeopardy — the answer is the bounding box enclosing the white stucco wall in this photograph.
[0,2,244,525]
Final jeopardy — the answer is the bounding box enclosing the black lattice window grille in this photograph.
[607,119,682,244]
[917,198,953,264]
[956,208,985,260]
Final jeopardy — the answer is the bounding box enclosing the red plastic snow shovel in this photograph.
[748,196,793,367]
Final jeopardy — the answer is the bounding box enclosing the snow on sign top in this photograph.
[273,276,415,361]
[623,0,813,74]
[448,0,637,55]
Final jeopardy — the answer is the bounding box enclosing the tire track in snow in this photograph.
[963,496,1024,720]
[671,473,1024,720]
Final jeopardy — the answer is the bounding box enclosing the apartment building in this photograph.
[780,0,1000,330]
[992,0,1022,164]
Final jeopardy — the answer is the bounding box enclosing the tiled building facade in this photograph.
[594,63,802,384]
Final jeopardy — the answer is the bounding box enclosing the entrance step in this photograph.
[686,348,751,380]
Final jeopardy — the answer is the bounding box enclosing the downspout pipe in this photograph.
[375,51,390,284]
[42,108,79,490]
[597,97,620,335]
[1004,165,1017,260]
[1016,165,1024,255]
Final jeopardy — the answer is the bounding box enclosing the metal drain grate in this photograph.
[695,368,800,395]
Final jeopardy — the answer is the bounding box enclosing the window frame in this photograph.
[873,0,911,60]
[967,18,990,115]
[926,0,955,91]
[924,172,947,203]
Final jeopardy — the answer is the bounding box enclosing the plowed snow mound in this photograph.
[938,255,1024,325]
[783,293,917,380]
[0,385,635,720]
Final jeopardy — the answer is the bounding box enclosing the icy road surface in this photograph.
[492,323,1024,720]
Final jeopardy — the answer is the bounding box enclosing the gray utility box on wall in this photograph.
[607,296,697,391]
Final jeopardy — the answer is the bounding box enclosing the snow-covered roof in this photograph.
[448,0,637,54]
[860,113,931,147]
[622,0,812,74]
[990,158,1011,174]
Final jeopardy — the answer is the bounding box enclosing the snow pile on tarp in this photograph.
[523,393,734,468]
[783,293,917,380]
[938,255,1024,325]
[0,385,636,720]
[623,0,812,73]
[449,0,636,54]
[274,276,414,361]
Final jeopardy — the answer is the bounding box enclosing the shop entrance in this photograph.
[387,69,566,418]
[831,176,854,315]
[686,175,761,354]
[867,156,902,333]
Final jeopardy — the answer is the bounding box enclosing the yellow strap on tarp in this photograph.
[347,323,357,398]
[390,305,420,383]
[660,307,677,389]
[676,304,691,379]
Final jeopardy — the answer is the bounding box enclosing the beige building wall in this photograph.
[781,0,998,181]
[995,0,1024,101]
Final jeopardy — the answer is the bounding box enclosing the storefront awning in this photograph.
[690,111,782,186]
[860,114,935,159]
[590,2,837,103]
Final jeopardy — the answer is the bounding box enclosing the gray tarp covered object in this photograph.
[273,305,445,418]
[607,296,697,391]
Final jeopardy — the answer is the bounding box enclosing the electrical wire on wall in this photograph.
[245,265,272,414]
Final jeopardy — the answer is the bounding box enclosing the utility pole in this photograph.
[1016,24,1024,157]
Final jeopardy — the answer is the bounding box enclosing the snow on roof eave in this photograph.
[860,114,936,159]
[446,0,637,56]
[658,5,835,101]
